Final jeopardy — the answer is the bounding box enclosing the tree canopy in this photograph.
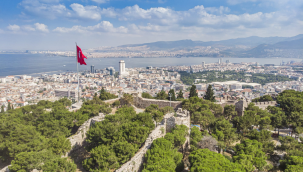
[189,85,198,98]
[252,95,273,102]
[155,90,168,100]
[99,87,118,100]
[84,106,155,171]
[204,85,215,102]
[168,89,177,101]
[189,149,245,172]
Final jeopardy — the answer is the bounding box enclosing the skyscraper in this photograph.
[91,65,95,73]
[202,61,205,67]
[119,60,125,75]
[226,60,230,63]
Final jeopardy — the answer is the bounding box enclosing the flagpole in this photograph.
[76,42,80,102]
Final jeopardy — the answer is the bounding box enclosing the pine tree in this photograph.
[1,105,4,113]
[189,85,198,98]
[7,102,11,110]
[168,89,176,101]
[11,105,14,110]
[204,85,215,102]
[177,90,184,99]
[99,87,105,100]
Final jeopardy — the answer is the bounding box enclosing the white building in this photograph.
[119,60,126,75]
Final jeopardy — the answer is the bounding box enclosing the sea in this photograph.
[0,54,302,77]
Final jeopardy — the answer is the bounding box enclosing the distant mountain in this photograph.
[119,34,303,50]
[243,37,303,57]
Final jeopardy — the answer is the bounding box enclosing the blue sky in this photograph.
[1,0,303,50]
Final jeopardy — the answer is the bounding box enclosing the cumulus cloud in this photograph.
[70,3,101,20]
[6,23,49,33]
[7,24,21,31]
[20,0,101,21]
[34,23,49,32]
[53,21,127,33]
[22,25,36,31]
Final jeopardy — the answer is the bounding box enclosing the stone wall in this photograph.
[116,109,191,172]
[133,96,182,110]
[217,98,276,116]
[253,101,277,110]
[0,165,10,172]
[63,113,105,157]
[103,98,120,104]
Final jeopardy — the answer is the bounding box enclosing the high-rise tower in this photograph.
[91,65,95,73]
[119,60,125,75]
[202,61,205,67]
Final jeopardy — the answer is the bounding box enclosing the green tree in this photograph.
[168,89,176,101]
[99,87,118,100]
[170,125,189,152]
[7,102,11,110]
[156,90,168,100]
[112,100,120,108]
[143,138,183,172]
[189,85,198,98]
[281,156,303,172]
[177,90,184,100]
[189,149,245,172]
[83,145,118,171]
[42,157,77,172]
[204,85,215,102]
[252,95,273,102]
[120,93,133,106]
[211,118,236,147]
[190,126,202,151]
[1,105,4,113]
[145,104,159,113]
[223,105,237,120]
[233,139,269,171]
[142,92,154,99]
[48,136,71,156]
[9,150,58,172]
[84,106,155,170]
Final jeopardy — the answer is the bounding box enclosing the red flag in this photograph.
[77,46,87,65]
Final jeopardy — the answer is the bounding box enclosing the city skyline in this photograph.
[1,0,303,50]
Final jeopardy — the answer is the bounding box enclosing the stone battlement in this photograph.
[253,101,276,106]
[133,96,182,110]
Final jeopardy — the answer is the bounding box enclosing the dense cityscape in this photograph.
[1,59,303,111]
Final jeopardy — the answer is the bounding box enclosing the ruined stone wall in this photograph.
[103,98,120,104]
[253,101,277,110]
[63,113,105,157]
[0,165,10,172]
[133,97,182,110]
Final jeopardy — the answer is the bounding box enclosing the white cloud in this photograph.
[70,3,101,20]
[20,0,70,19]
[53,21,127,33]
[91,0,109,4]
[20,0,102,21]
[34,23,49,32]
[7,24,21,31]
[22,25,36,31]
